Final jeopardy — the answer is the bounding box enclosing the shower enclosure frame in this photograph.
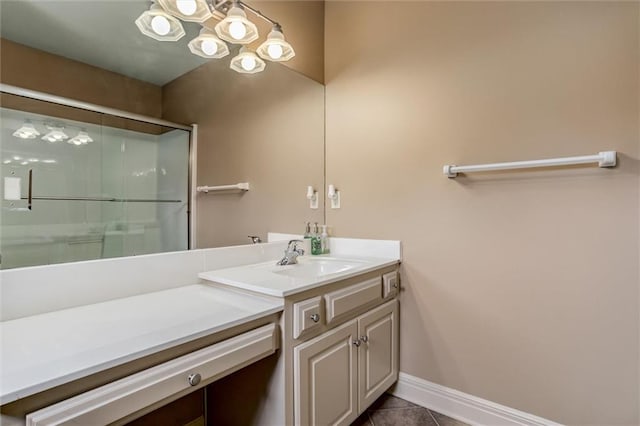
[0,83,196,250]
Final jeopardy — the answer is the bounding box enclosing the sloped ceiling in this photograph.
[0,0,324,86]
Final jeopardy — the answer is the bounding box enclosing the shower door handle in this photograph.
[27,169,32,210]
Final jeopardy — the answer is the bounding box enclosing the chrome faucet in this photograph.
[277,240,305,265]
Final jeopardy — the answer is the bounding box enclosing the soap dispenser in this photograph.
[320,225,329,254]
[311,222,322,255]
[303,222,312,240]
[303,222,312,253]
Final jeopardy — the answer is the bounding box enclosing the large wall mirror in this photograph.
[0,0,325,269]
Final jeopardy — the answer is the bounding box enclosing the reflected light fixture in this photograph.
[230,47,265,74]
[13,120,40,139]
[68,130,94,146]
[214,3,259,44]
[136,0,295,74]
[135,2,185,41]
[257,25,295,62]
[41,127,68,143]
[188,28,229,58]
[157,0,212,23]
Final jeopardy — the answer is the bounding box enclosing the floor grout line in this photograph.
[369,406,423,412]
[367,406,419,411]
[367,411,374,426]
[427,408,441,426]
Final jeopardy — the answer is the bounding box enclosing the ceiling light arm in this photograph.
[209,0,281,29]
[238,1,281,29]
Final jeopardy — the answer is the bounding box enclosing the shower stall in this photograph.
[0,86,191,269]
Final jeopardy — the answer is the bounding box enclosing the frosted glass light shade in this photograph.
[68,131,93,146]
[214,6,259,45]
[188,28,229,59]
[230,47,265,74]
[135,3,185,41]
[41,127,68,143]
[257,27,295,62]
[13,121,40,139]
[157,0,213,23]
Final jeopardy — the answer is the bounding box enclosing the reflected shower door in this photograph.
[0,96,189,269]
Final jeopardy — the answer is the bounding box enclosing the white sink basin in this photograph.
[199,255,398,297]
[272,257,369,278]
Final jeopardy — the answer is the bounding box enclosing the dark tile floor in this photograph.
[351,394,470,426]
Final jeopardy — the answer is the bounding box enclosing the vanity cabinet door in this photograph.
[357,299,399,411]
[294,320,359,426]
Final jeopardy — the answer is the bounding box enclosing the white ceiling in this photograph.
[0,0,226,86]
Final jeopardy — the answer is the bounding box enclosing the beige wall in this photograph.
[241,1,325,84]
[325,2,639,425]
[0,39,162,118]
[163,59,324,248]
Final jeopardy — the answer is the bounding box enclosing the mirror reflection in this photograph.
[0,99,189,269]
[0,0,325,269]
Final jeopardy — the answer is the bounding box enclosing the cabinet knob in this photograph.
[352,339,361,347]
[310,313,320,323]
[188,373,201,386]
[360,335,368,343]
[392,282,399,289]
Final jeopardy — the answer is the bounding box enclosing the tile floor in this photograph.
[351,394,470,426]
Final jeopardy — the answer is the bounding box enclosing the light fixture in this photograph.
[135,0,294,74]
[41,127,68,143]
[42,159,57,164]
[214,3,259,44]
[68,130,93,146]
[230,47,265,74]
[157,0,212,23]
[188,28,229,59]
[257,25,295,62]
[135,2,185,41]
[13,120,40,139]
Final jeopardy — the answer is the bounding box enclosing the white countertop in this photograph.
[0,284,283,404]
[199,255,400,297]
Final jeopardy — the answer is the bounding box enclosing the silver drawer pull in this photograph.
[392,282,399,289]
[360,335,368,343]
[352,339,361,347]
[188,373,201,386]
[310,313,320,323]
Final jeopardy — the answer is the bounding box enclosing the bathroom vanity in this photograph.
[0,238,400,426]
[199,254,400,425]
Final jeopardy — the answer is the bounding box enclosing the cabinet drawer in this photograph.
[26,323,278,426]
[324,277,382,323]
[382,271,399,299]
[293,296,323,339]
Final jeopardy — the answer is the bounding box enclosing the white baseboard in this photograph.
[390,372,564,426]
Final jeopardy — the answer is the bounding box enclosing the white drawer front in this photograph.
[324,277,382,324]
[382,271,399,299]
[293,296,323,339]
[26,323,277,426]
